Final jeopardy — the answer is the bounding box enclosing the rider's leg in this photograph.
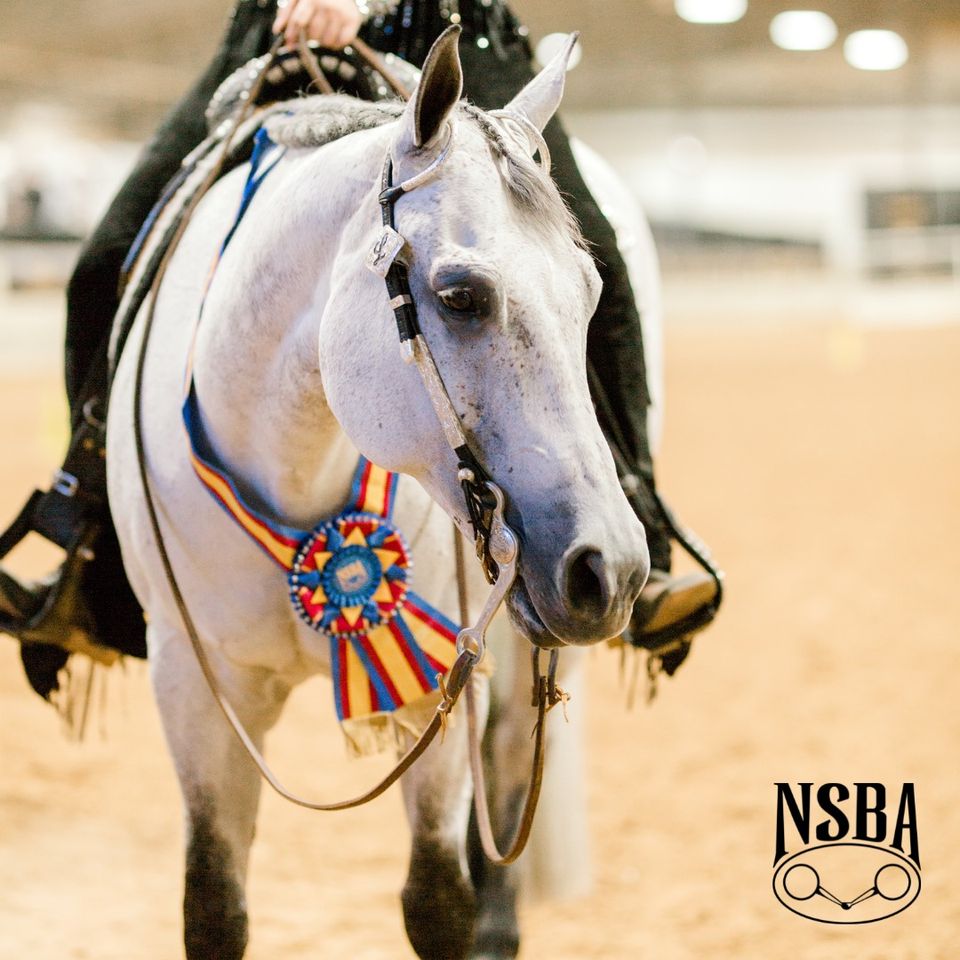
[65,2,272,415]
[0,4,276,687]
[542,121,670,570]
[541,119,718,663]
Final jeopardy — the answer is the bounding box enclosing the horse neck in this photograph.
[191,126,389,527]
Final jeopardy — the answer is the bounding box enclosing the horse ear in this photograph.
[504,32,579,132]
[402,25,463,150]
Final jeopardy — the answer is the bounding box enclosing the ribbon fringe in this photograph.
[340,689,445,757]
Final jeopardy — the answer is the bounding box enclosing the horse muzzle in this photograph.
[506,540,649,647]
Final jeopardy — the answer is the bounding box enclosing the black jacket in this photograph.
[228,0,529,69]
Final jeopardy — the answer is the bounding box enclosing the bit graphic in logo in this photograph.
[772,782,920,924]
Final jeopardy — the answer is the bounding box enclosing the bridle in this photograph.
[132,37,562,863]
[377,139,568,862]
[375,137,505,588]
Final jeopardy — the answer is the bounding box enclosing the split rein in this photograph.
[132,37,564,863]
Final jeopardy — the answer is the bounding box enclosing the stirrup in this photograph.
[610,568,720,688]
[0,522,118,666]
[0,394,114,662]
[626,569,719,653]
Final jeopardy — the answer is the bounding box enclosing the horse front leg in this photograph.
[399,675,489,960]
[149,624,289,960]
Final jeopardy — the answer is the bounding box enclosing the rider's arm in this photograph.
[273,0,401,49]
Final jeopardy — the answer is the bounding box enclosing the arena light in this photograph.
[843,30,909,71]
[770,10,837,51]
[675,0,748,25]
[534,32,583,70]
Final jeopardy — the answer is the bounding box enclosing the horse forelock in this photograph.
[461,103,587,251]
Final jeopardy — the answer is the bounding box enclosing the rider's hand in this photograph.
[273,0,362,50]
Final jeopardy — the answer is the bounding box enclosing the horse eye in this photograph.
[438,287,477,314]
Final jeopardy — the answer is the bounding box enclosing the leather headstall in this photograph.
[376,150,500,582]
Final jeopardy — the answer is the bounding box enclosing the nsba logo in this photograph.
[773,782,920,924]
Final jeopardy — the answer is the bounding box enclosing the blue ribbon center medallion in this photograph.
[288,512,411,638]
[324,544,382,605]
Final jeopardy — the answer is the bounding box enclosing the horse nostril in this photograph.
[563,548,611,620]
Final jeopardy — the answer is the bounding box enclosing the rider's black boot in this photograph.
[0,568,70,698]
[0,530,102,699]
[0,376,146,699]
[626,568,720,676]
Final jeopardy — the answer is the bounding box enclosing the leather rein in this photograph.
[132,37,561,861]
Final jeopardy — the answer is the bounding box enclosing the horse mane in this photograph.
[263,94,406,149]
[265,95,585,249]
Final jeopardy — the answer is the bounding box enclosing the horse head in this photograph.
[319,28,649,646]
